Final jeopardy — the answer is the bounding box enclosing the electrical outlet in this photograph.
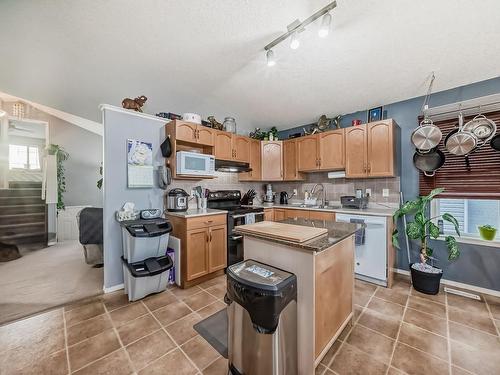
[383,188,390,197]
[293,189,298,196]
[365,188,371,196]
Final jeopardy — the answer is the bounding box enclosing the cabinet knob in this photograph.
[367,162,371,173]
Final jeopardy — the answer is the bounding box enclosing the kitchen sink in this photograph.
[289,204,339,210]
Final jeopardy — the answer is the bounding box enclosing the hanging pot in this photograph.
[411,118,442,153]
[413,148,445,177]
[490,133,500,151]
[463,114,497,141]
[445,112,477,156]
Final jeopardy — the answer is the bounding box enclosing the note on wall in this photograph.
[127,139,153,188]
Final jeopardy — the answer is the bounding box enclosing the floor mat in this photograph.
[193,308,228,358]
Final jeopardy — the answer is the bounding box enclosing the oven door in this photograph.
[227,212,264,266]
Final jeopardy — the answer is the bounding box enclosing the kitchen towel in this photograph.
[350,218,366,245]
[245,213,256,224]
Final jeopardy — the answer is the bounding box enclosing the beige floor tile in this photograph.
[448,305,497,335]
[410,286,446,304]
[165,313,203,345]
[142,290,178,311]
[374,287,408,306]
[109,302,148,327]
[65,301,105,327]
[138,348,197,375]
[170,285,203,299]
[12,349,68,375]
[197,275,226,290]
[403,307,448,337]
[103,291,131,312]
[338,321,353,341]
[153,300,192,326]
[67,313,113,346]
[451,365,475,375]
[387,366,406,375]
[68,329,121,371]
[73,349,133,375]
[447,293,490,317]
[391,342,449,375]
[330,342,388,375]
[354,290,372,307]
[407,295,446,318]
[484,294,500,320]
[357,307,401,339]
[355,279,377,295]
[117,314,160,346]
[449,321,500,351]
[367,297,405,320]
[319,340,342,366]
[197,301,227,319]
[126,330,175,370]
[182,291,218,311]
[202,356,228,375]
[398,322,448,360]
[64,295,103,312]
[181,335,220,370]
[205,284,227,300]
[451,339,500,375]
[353,304,363,320]
[346,325,395,364]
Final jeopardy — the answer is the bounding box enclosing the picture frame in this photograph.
[368,106,383,122]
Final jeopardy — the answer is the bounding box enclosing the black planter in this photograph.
[409,263,443,295]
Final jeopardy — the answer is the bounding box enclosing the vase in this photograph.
[478,226,497,241]
[410,263,443,295]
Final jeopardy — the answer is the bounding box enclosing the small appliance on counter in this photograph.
[280,191,289,204]
[176,151,215,176]
[341,195,369,209]
[263,183,275,203]
[166,188,189,212]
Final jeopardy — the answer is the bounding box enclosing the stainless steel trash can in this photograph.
[227,259,297,375]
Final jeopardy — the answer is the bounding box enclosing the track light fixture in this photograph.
[264,1,337,66]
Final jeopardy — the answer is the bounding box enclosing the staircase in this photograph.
[0,181,48,246]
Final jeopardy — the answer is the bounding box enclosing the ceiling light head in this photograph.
[266,49,276,66]
[318,12,332,38]
[290,31,300,50]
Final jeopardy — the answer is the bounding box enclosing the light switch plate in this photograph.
[383,188,390,197]
[293,189,298,196]
[365,188,371,196]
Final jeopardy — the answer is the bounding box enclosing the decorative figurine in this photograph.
[207,116,224,130]
[122,96,147,112]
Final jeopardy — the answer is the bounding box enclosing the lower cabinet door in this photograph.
[186,228,209,281]
[208,224,227,272]
[274,209,286,221]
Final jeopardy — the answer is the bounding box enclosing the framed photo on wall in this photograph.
[127,139,154,188]
[368,106,383,122]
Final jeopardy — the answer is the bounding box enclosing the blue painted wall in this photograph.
[278,76,500,291]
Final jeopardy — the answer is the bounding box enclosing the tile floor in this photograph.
[1,274,499,375]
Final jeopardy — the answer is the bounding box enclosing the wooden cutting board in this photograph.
[236,221,328,243]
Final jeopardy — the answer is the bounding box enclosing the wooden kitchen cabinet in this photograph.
[261,141,283,181]
[214,130,233,160]
[233,135,251,162]
[297,135,318,172]
[297,129,345,172]
[345,126,367,178]
[263,208,274,221]
[239,139,261,181]
[285,209,310,220]
[167,213,227,288]
[309,211,335,221]
[273,208,286,221]
[283,139,304,181]
[172,120,214,146]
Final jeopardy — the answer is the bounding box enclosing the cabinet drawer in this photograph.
[186,214,226,230]
[309,211,335,221]
[285,209,310,220]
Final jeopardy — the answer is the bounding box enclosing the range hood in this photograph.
[215,159,252,173]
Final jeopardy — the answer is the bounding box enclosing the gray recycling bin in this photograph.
[227,259,297,375]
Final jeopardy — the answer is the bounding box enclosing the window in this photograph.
[432,198,500,241]
[9,145,41,170]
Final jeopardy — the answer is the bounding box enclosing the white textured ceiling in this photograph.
[1,0,499,133]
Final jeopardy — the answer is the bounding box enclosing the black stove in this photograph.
[207,190,264,266]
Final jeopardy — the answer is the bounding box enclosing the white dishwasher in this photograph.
[336,213,387,285]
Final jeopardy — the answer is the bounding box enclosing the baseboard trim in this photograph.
[394,268,500,297]
[103,283,124,294]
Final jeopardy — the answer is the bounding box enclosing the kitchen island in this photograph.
[234,219,361,375]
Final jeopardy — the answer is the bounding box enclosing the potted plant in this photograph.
[47,144,69,210]
[392,188,460,295]
[478,224,497,241]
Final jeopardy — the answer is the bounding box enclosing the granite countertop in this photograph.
[256,203,395,217]
[235,218,363,252]
[165,208,227,218]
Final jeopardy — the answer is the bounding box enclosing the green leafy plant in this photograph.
[478,224,497,241]
[47,144,69,210]
[97,163,103,190]
[392,188,461,264]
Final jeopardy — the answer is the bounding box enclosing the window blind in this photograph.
[418,110,500,199]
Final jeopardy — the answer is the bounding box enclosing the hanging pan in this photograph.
[491,133,500,152]
[463,114,497,141]
[411,118,442,153]
[445,112,478,156]
[413,147,445,177]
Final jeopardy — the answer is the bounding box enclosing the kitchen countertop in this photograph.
[165,208,227,218]
[235,218,362,252]
[256,203,395,217]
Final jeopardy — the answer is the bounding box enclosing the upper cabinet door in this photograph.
[283,139,304,180]
[319,129,345,170]
[214,130,233,160]
[261,141,283,181]
[175,121,198,143]
[239,139,261,181]
[297,135,319,171]
[345,126,367,178]
[367,120,394,177]
[196,126,214,146]
[233,135,251,162]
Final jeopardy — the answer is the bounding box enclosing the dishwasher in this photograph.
[336,213,387,285]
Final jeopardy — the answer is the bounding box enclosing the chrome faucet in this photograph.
[311,183,327,207]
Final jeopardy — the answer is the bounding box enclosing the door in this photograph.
[208,224,227,272]
[345,126,367,178]
[274,209,286,221]
[264,209,274,221]
[367,121,394,177]
[186,228,209,280]
[335,214,387,282]
[319,129,344,170]
[283,139,303,180]
[233,135,251,162]
[285,209,310,220]
[297,135,318,171]
[176,121,198,143]
[214,130,233,160]
[309,211,335,221]
[239,139,261,181]
[261,141,283,181]
[196,126,214,146]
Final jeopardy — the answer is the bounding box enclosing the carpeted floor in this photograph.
[0,240,103,325]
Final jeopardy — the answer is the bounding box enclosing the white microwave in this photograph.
[176,151,215,176]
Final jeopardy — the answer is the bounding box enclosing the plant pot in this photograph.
[409,263,443,295]
[478,226,497,241]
